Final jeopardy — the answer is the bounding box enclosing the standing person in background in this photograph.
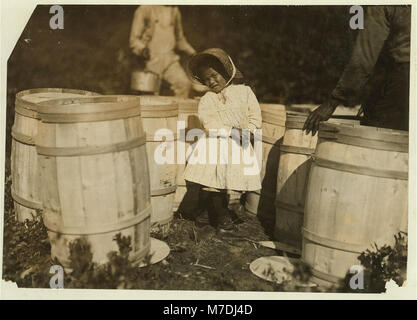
[303,5,411,135]
[129,5,196,98]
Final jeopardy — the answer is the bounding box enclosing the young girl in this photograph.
[183,48,262,232]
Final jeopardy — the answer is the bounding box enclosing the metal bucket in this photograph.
[131,69,161,93]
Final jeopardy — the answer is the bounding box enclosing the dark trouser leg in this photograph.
[362,63,410,131]
[178,182,202,220]
[206,191,233,229]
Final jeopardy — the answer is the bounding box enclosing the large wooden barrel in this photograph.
[173,98,202,212]
[11,88,98,222]
[36,95,151,267]
[244,103,286,223]
[302,123,408,287]
[274,113,359,249]
[140,96,178,232]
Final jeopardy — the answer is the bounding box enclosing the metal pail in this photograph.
[131,69,160,93]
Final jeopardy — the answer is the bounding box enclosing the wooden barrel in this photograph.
[36,95,151,267]
[244,103,286,222]
[173,98,202,212]
[11,88,99,222]
[302,123,408,287]
[140,96,178,232]
[274,113,359,249]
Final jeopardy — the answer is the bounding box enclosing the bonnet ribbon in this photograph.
[225,55,237,87]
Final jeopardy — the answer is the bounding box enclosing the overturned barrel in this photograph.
[302,123,408,287]
[11,88,99,222]
[36,95,151,267]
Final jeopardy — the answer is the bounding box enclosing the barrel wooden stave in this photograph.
[274,113,317,248]
[302,123,408,287]
[274,114,360,249]
[173,99,201,212]
[140,96,178,230]
[244,104,286,220]
[11,112,41,221]
[37,96,151,267]
[11,88,99,222]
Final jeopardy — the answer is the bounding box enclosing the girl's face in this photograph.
[200,67,227,93]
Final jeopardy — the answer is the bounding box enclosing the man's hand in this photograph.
[303,98,339,136]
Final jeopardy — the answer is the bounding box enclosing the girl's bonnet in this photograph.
[187,48,243,87]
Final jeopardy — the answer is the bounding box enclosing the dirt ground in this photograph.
[3,157,303,291]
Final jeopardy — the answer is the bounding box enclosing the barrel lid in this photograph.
[37,95,141,123]
[319,122,409,152]
[15,88,99,112]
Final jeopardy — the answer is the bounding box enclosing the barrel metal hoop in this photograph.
[11,128,35,146]
[275,200,304,215]
[312,156,408,180]
[15,100,39,112]
[285,120,305,130]
[15,105,39,119]
[151,185,177,197]
[140,104,179,118]
[302,227,367,254]
[39,107,141,123]
[261,112,286,127]
[280,144,315,156]
[44,204,152,235]
[262,135,282,145]
[37,135,146,157]
[11,189,43,210]
[318,131,408,153]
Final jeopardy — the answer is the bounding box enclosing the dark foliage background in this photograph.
[6,5,359,155]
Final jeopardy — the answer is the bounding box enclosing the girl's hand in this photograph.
[230,127,242,142]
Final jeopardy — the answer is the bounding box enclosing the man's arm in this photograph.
[304,6,392,135]
[174,7,196,56]
[331,6,391,105]
[129,6,149,56]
